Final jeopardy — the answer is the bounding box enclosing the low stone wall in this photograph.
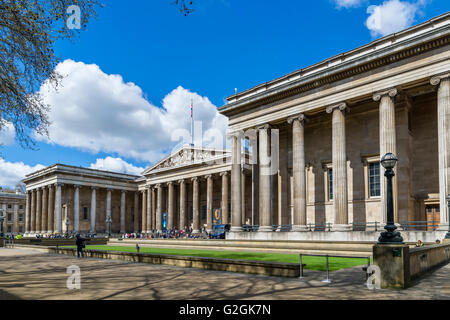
[409,244,450,279]
[228,231,447,243]
[10,244,300,278]
[10,238,108,246]
[373,243,450,289]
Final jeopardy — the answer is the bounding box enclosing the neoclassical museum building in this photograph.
[23,13,450,241]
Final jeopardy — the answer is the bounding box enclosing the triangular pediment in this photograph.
[143,145,231,175]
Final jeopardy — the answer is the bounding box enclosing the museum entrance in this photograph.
[425,204,440,231]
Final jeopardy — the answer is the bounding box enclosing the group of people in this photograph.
[119,226,210,240]
[415,239,443,247]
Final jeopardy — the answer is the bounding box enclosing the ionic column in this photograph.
[179,180,186,230]
[326,103,351,231]
[152,188,156,230]
[206,175,213,232]
[30,189,36,233]
[146,187,152,233]
[120,190,126,233]
[431,75,450,229]
[90,187,97,233]
[36,188,42,233]
[13,203,18,234]
[220,172,229,224]
[73,185,80,234]
[47,185,54,233]
[374,88,398,224]
[241,171,246,225]
[192,177,200,233]
[156,184,163,232]
[25,191,31,234]
[230,131,243,232]
[288,114,308,231]
[167,182,174,230]
[133,192,139,233]
[141,189,147,233]
[41,187,48,234]
[258,124,272,232]
[55,184,63,234]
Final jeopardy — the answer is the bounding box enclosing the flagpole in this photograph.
[190,98,194,147]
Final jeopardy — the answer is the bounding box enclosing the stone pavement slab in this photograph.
[0,248,449,300]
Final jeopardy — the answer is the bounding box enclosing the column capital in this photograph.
[55,183,64,188]
[167,181,173,186]
[191,177,198,182]
[326,102,349,114]
[287,113,307,124]
[90,186,98,190]
[430,73,450,86]
[205,174,213,179]
[220,171,229,177]
[155,183,162,188]
[73,184,81,190]
[373,88,398,101]
[226,130,244,140]
[121,190,127,194]
[256,123,271,131]
[106,188,113,192]
[178,179,185,184]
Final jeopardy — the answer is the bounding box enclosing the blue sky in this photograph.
[0,0,448,187]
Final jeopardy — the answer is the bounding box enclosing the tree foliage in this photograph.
[0,0,100,149]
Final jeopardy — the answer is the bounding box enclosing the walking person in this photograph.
[76,234,86,258]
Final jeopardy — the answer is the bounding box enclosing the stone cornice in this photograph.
[220,14,450,116]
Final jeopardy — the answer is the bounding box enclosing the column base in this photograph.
[332,224,352,232]
[230,226,242,232]
[292,225,309,232]
[438,223,449,231]
[192,229,200,234]
[258,226,273,232]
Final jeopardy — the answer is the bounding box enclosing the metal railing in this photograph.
[351,221,380,231]
[242,224,259,232]
[272,225,292,232]
[299,253,371,283]
[399,220,440,231]
[307,223,332,232]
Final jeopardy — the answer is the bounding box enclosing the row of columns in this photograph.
[25,184,131,235]
[228,76,450,231]
[140,172,231,233]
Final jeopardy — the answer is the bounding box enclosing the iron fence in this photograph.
[399,220,440,231]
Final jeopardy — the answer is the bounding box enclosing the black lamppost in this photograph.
[378,153,404,244]
[106,216,112,238]
[445,195,450,240]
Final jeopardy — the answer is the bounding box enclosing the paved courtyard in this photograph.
[0,248,449,300]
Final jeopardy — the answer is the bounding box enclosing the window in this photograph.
[201,205,207,220]
[19,226,23,233]
[19,214,23,222]
[7,213,12,222]
[7,226,11,233]
[83,207,89,220]
[369,162,381,197]
[19,205,23,210]
[7,204,11,209]
[328,168,333,201]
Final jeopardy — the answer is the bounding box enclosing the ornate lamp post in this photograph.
[65,218,70,238]
[378,153,404,244]
[106,216,112,238]
[0,209,5,237]
[445,195,450,240]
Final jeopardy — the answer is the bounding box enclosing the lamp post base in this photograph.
[378,230,404,244]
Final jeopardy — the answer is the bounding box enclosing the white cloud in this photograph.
[89,157,145,176]
[0,158,45,188]
[334,0,364,8]
[36,60,229,163]
[365,0,426,37]
[0,122,16,146]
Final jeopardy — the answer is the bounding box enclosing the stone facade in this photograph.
[21,13,450,239]
[0,191,26,235]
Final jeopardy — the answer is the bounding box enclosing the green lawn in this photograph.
[66,245,371,271]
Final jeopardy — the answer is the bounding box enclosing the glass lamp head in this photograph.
[381,153,398,170]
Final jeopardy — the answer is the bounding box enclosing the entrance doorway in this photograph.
[425,205,440,231]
